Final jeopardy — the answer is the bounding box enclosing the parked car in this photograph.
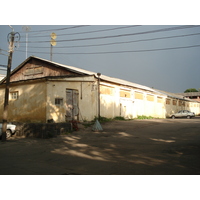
[170,110,195,119]
[0,123,16,139]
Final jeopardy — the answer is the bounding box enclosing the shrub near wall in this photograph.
[15,123,72,138]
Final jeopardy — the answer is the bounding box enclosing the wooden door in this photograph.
[66,89,79,121]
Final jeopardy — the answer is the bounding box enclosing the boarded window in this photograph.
[135,92,143,100]
[100,85,114,96]
[120,90,131,98]
[166,98,171,105]
[24,65,43,76]
[173,100,177,105]
[157,97,163,103]
[147,94,154,101]
[34,66,43,74]
[179,101,182,106]
[55,98,63,106]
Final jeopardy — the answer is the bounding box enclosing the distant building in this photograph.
[177,92,200,102]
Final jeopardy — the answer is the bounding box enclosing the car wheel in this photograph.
[6,130,12,138]
[187,115,191,119]
[172,115,175,119]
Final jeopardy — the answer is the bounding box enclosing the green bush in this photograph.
[137,115,154,119]
[113,116,126,120]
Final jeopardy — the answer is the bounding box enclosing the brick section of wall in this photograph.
[15,123,72,138]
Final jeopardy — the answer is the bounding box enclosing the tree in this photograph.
[184,88,198,93]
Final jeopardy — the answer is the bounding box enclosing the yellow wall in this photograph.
[0,81,47,122]
[46,78,97,122]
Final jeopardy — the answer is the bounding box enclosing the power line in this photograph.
[19,25,200,44]
[28,25,141,38]
[16,43,200,55]
[0,48,8,52]
[23,25,90,35]
[0,52,8,56]
[0,64,7,67]
[20,31,200,49]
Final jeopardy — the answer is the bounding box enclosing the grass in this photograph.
[81,115,155,129]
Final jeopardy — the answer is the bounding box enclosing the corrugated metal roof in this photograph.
[13,56,155,92]
[155,89,191,101]
[35,56,156,91]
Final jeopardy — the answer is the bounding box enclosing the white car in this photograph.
[170,110,195,119]
[0,123,16,138]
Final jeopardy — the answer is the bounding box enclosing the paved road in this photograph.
[1,117,200,175]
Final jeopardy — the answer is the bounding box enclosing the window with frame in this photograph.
[157,97,163,103]
[147,94,154,101]
[100,85,114,96]
[10,91,18,100]
[173,100,177,105]
[135,92,143,100]
[166,98,171,105]
[55,98,63,106]
[120,90,131,98]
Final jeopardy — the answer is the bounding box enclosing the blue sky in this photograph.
[1,24,200,93]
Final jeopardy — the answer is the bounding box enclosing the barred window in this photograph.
[10,91,18,100]
[55,98,63,106]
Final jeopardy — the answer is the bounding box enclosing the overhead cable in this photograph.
[16,43,200,55]
[20,31,200,49]
[19,25,200,43]
[23,25,91,35]
[28,25,141,38]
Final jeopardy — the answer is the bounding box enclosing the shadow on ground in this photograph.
[1,119,200,175]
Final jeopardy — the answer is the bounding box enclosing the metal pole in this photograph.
[50,44,52,61]
[2,31,15,141]
[26,32,28,58]
[22,26,31,59]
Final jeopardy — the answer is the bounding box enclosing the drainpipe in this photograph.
[97,73,101,120]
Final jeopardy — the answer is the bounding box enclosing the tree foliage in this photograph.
[184,88,198,93]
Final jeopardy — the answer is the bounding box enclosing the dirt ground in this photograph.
[1,117,200,175]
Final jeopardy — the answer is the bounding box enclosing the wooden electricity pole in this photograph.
[1,31,15,141]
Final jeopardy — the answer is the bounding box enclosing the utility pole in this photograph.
[1,27,19,141]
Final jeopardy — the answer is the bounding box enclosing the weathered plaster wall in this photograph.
[0,81,47,122]
[46,77,97,122]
